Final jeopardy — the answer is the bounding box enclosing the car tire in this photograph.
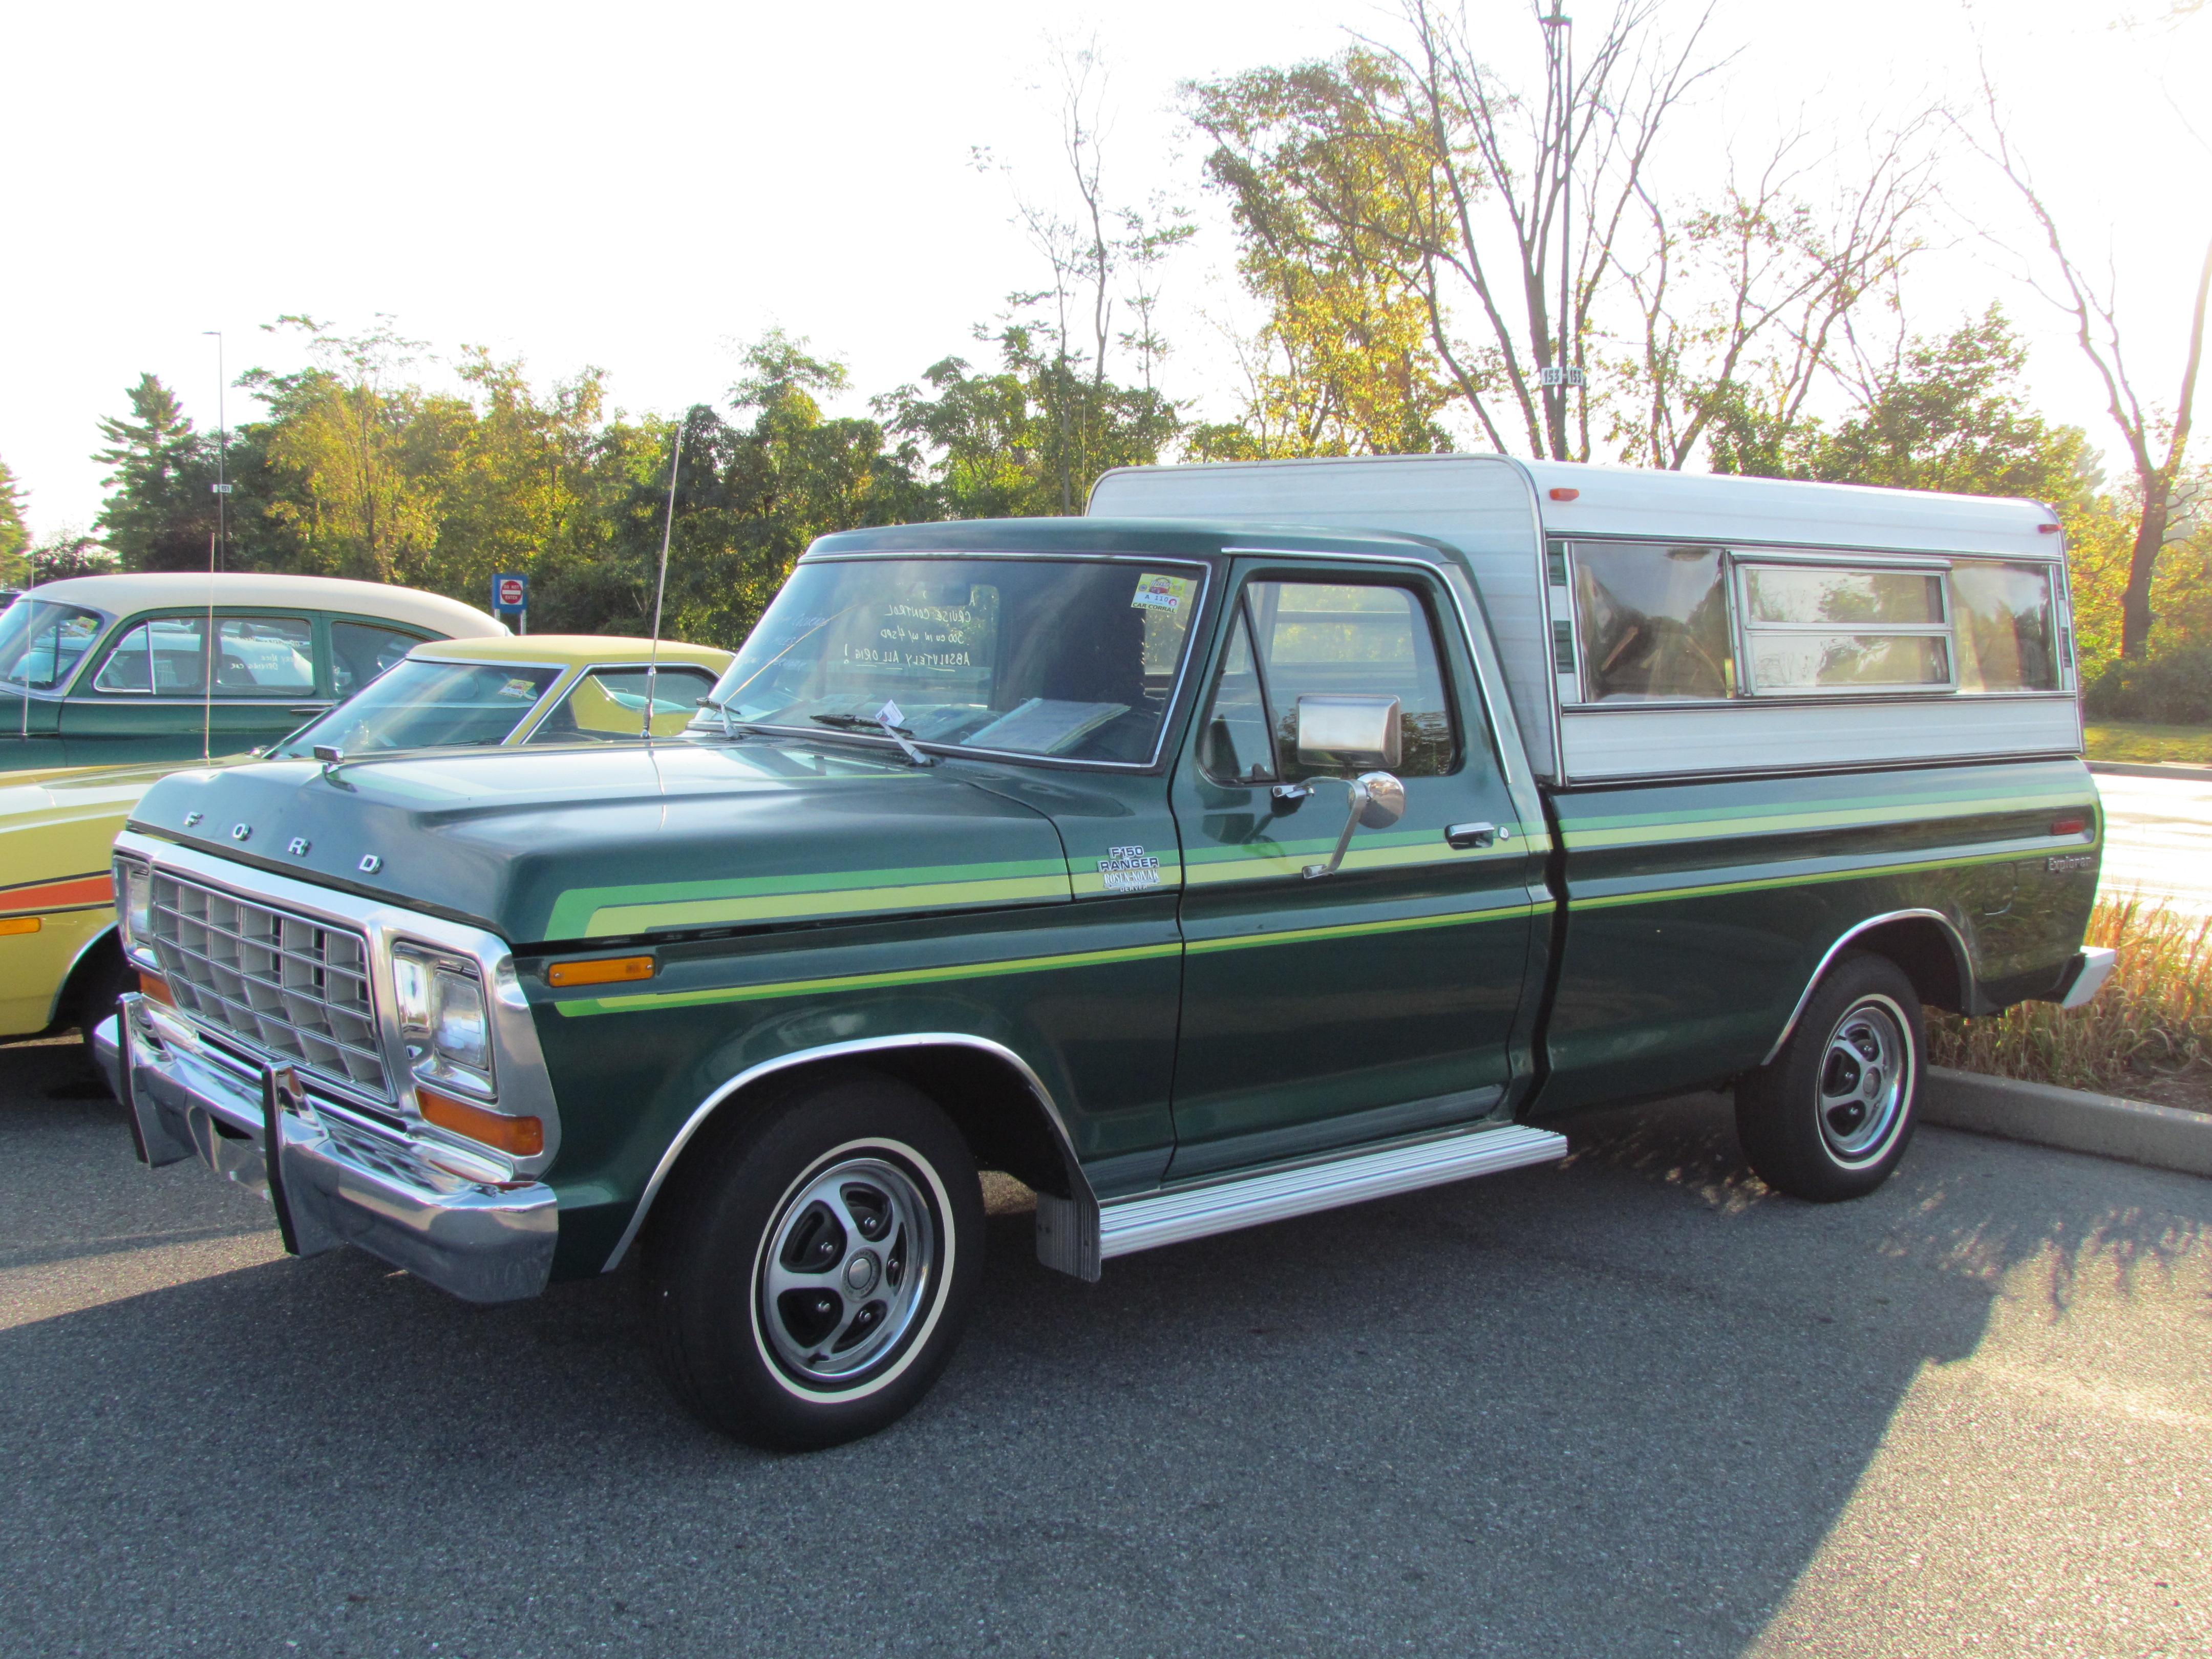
[74,937,136,1073]
[1736,951,1923,1203]
[639,1068,985,1451]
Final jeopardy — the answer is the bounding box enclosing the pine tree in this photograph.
[94,373,221,571]
[0,454,28,568]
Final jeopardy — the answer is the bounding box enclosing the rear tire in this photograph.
[1737,952,1923,1202]
[640,1068,984,1450]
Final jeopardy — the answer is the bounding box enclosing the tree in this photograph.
[1968,79,2211,658]
[93,374,224,571]
[242,316,453,585]
[1187,2,1934,467]
[1712,306,2097,503]
[918,42,1185,514]
[0,455,27,570]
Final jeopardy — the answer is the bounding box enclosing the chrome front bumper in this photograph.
[96,995,556,1304]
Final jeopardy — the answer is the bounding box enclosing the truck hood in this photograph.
[126,741,1075,945]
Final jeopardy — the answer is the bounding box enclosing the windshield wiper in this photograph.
[808,711,934,767]
[694,695,765,740]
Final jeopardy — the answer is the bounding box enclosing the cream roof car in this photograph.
[26,572,506,638]
[408,634,732,668]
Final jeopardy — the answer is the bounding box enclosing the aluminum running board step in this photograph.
[1035,1122,1566,1280]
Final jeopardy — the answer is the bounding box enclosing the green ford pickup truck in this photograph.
[98,456,2113,1449]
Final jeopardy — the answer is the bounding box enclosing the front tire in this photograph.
[640,1069,984,1450]
[1737,952,1923,1202]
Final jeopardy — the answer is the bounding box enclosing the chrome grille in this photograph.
[147,870,390,1099]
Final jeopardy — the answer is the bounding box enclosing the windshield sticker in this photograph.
[1097,845,1162,892]
[500,677,543,699]
[1131,573,1194,613]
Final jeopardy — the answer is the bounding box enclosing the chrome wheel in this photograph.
[757,1154,937,1387]
[1816,995,1910,1165]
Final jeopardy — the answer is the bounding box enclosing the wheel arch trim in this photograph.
[1759,908,1973,1068]
[49,920,123,1029]
[601,1032,1089,1273]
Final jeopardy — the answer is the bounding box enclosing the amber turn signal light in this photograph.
[545,954,655,988]
[1549,486,1580,501]
[0,916,41,937]
[417,1086,544,1157]
[137,971,174,1005]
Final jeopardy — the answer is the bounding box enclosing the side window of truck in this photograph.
[1198,578,1459,783]
[1568,543,2068,701]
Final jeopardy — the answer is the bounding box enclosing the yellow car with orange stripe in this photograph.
[0,634,730,1057]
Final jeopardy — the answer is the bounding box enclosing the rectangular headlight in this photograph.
[392,944,495,1100]
[431,970,490,1071]
[113,858,155,965]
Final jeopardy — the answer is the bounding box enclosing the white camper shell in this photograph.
[1088,455,2079,786]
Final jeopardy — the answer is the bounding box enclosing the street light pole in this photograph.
[1539,3,1580,461]
[201,331,231,573]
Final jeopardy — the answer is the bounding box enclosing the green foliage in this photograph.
[1186,52,1455,460]
[24,530,116,583]
[2082,647,2212,724]
[94,374,221,572]
[0,456,27,581]
[880,331,1180,518]
[1710,308,2095,503]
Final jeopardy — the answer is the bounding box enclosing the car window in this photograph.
[0,600,104,692]
[525,665,721,743]
[331,621,429,695]
[212,615,316,695]
[272,659,564,755]
[94,618,210,694]
[699,558,1205,765]
[1198,579,1459,783]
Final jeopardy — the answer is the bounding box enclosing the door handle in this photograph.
[1445,821,1503,849]
[289,705,331,716]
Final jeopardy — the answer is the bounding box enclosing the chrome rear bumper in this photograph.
[2055,946,2119,1011]
[97,995,555,1304]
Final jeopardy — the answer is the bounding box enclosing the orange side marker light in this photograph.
[417,1086,544,1158]
[545,954,656,988]
[0,916,41,937]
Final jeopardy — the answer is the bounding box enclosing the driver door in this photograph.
[1166,560,1543,1180]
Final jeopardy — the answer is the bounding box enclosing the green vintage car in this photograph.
[100,458,2111,1450]
[0,571,506,776]
[0,634,729,1054]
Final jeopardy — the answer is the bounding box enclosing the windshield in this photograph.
[698,558,1204,764]
[0,600,105,692]
[272,659,563,755]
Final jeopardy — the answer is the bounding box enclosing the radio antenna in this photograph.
[643,414,684,740]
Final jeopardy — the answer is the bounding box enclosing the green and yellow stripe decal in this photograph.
[1561,780,2091,851]
[1181,824,1533,885]
[1569,840,2065,913]
[552,897,1543,1017]
[547,855,1074,939]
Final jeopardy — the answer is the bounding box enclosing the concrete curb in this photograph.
[2087,760,2212,781]
[1921,1066,2212,1178]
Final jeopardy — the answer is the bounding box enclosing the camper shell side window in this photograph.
[1561,539,2067,705]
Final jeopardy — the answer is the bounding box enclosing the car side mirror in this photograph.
[1293,693,1402,773]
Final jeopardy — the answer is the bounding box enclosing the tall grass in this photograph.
[1927,898,2212,1100]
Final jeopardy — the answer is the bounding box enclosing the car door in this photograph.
[61,609,327,765]
[1166,558,1543,1180]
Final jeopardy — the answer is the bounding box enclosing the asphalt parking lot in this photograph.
[4,1033,2208,1659]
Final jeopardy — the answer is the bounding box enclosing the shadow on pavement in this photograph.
[3,1052,2206,1657]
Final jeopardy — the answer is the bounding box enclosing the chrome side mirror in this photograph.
[1293,693,1401,772]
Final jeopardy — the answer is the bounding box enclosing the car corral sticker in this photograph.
[1130,573,1194,613]
[1097,845,1162,891]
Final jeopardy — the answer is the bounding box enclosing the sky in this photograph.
[3,0,2206,540]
